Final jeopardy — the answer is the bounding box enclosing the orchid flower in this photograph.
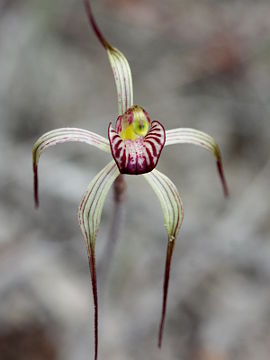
[32,1,228,359]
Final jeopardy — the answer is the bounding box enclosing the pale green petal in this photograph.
[78,160,119,249]
[144,169,183,241]
[77,160,119,360]
[165,128,221,158]
[165,128,229,197]
[32,127,110,207]
[33,127,110,160]
[143,169,183,347]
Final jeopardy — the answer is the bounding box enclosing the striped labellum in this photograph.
[109,105,166,175]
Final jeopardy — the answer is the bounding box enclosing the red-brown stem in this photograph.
[88,243,98,360]
[84,0,111,50]
[216,159,229,198]
[33,163,39,208]
[158,240,175,348]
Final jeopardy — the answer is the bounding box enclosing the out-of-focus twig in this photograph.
[97,175,126,284]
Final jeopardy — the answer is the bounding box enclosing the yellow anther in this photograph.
[119,105,150,140]
[120,125,138,141]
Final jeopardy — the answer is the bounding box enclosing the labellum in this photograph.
[109,105,166,174]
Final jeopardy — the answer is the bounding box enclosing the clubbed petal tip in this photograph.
[108,121,166,175]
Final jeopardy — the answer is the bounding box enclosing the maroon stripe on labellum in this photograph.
[145,134,163,143]
[112,134,119,142]
[145,132,162,139]
[114,139,123,158]
[145,146,154,168]
[120,147,127,168]
[145,140,158,157]
[115,147,122,159]
[113,137,122,146]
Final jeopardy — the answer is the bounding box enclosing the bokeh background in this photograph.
[1,0,270,359]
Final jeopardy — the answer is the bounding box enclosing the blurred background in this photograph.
[0,0,270,359]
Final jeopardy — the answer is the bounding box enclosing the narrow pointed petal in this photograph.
[78,160,119,249]
[143,170,184,348]
[32,128,110,208]
[78,160,119,360]
[165,128,229,197]
[108,121,166,175]
[84,0,133,114]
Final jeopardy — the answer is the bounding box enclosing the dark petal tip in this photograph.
[217,160,229,198]
[33,164,39,208]
[158,240,174,348]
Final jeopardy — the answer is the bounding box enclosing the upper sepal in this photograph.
[108,121,166,175]
[84,0,133,115]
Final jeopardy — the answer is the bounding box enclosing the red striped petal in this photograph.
[108,121,165,175]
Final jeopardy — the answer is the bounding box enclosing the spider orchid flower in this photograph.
[32,1,228,359]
